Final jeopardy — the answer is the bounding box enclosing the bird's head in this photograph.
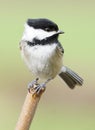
[22,18,64,42]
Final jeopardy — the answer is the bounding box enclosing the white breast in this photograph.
[20,41,63,79]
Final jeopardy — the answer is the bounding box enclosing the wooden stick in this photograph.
[15,87,45,130]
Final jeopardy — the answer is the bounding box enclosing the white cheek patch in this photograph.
[22,24,56,41]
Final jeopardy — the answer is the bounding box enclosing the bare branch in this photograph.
[15,87,45,130]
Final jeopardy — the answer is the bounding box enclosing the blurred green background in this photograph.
[0,0,95,129]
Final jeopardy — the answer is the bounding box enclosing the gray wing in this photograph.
[56,42,64,56]
[58,42,64,53]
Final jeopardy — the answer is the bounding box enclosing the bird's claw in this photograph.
[28,78,39,93]
[33,83,46,95]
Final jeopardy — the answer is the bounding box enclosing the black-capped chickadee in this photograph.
[20,18,83,94]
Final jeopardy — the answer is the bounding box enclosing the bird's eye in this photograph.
[45,28,51,32]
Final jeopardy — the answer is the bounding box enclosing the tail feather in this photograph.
[59,66,83,89]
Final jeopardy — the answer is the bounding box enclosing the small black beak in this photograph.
[57,30,64,34]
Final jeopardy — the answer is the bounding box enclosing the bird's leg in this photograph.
[28,78,39,93]
[33,78,52,95]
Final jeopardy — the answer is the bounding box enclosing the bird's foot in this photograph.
[28,78,39,93]
[28,78,52,95]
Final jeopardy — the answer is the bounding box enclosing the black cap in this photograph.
[27,18,59,32]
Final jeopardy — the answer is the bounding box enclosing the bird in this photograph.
[19,18,83,94]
